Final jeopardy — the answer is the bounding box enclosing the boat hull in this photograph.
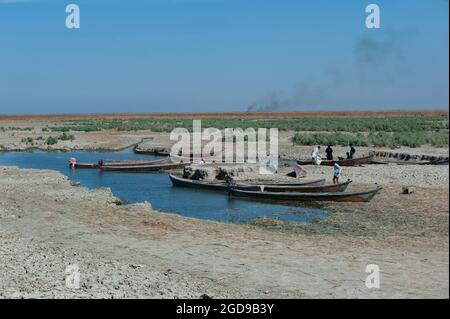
[100,162,189,172]
[169,174,329,192]
[297,156,373,167]
[259,180,352,193]
[100,159,168,167]
[229,186,382,202]
[133,149,170,156]
[169,174,261,191]
[72,163,99,169]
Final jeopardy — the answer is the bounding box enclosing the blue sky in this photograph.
[0,0,448,114]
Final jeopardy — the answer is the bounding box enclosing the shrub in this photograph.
[45,136,59,145]
[21,137,34,144]
[59,132,75,141]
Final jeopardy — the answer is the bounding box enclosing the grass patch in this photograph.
[50,115,448,133]
[8,127,34,131]
[28,115,449,148]
[291,131,449,148]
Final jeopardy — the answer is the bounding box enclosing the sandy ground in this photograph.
[0,166,448,298]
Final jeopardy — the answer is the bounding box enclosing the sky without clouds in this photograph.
[0,0,448,114]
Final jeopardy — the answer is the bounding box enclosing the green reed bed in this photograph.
[38,115,448,148]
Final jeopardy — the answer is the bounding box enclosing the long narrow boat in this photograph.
[170,152,223,163]
[100,161,189,172]
[169,174,261,191]
[133,148,170,156]
[244,179,328,187]
[258,179,352,193]
[169,174,327,192]
[133,147,222,160]
[297,155,373,167]
[99,158,169,167]
[229,186,382,203]
[72,163,99,169]
[371,158,449,166]
[70,159,168,169]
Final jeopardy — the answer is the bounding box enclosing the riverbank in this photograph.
[1,127,448,161]
[0,166,448,298]
[1,112,448,157]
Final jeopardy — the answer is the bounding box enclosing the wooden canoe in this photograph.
[133,147,221,160]
[72,163,99,169]
[170,152,223,163]
[297,155,373,167]
[169,174,261,191]
[228,186,382,202]
[99,159,168,167]
[133,149,170,156]
[169,174,328,192]
[100,162,189,172]
[257,179,352,193]
[371,158,449,166]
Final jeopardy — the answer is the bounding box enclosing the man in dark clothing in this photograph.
[325,145,333,161]
[349,144,356,159]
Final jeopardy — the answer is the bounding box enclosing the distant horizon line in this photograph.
[0,109,448,120]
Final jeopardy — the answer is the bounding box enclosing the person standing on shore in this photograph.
[311,145,322,165]
[349,144,356,159]
[325,145,333,161]
[333,162,342,184]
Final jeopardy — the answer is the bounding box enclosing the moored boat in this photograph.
[169,174,261,191]
[228,186,382,202]
[100,161,189,172]
[72,163,99,169]
[297,155,374,167]
[168,174,328,192]
[99,158,168,167]
[133,148,170,156]
[257,179,352,193]
[133,147,222,161]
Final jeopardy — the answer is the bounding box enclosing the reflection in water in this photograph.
[0,148,331,224]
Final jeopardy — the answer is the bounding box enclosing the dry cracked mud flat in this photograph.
[0,166,448,298]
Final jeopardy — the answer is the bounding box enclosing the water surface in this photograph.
[0,148,330,223]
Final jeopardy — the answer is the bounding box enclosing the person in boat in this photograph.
[333,162,343,184]
[311,146,322,165]
[68,157,77,169]
[224,175,236,187]
[325,145,333,161]
[349,144,356,159]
